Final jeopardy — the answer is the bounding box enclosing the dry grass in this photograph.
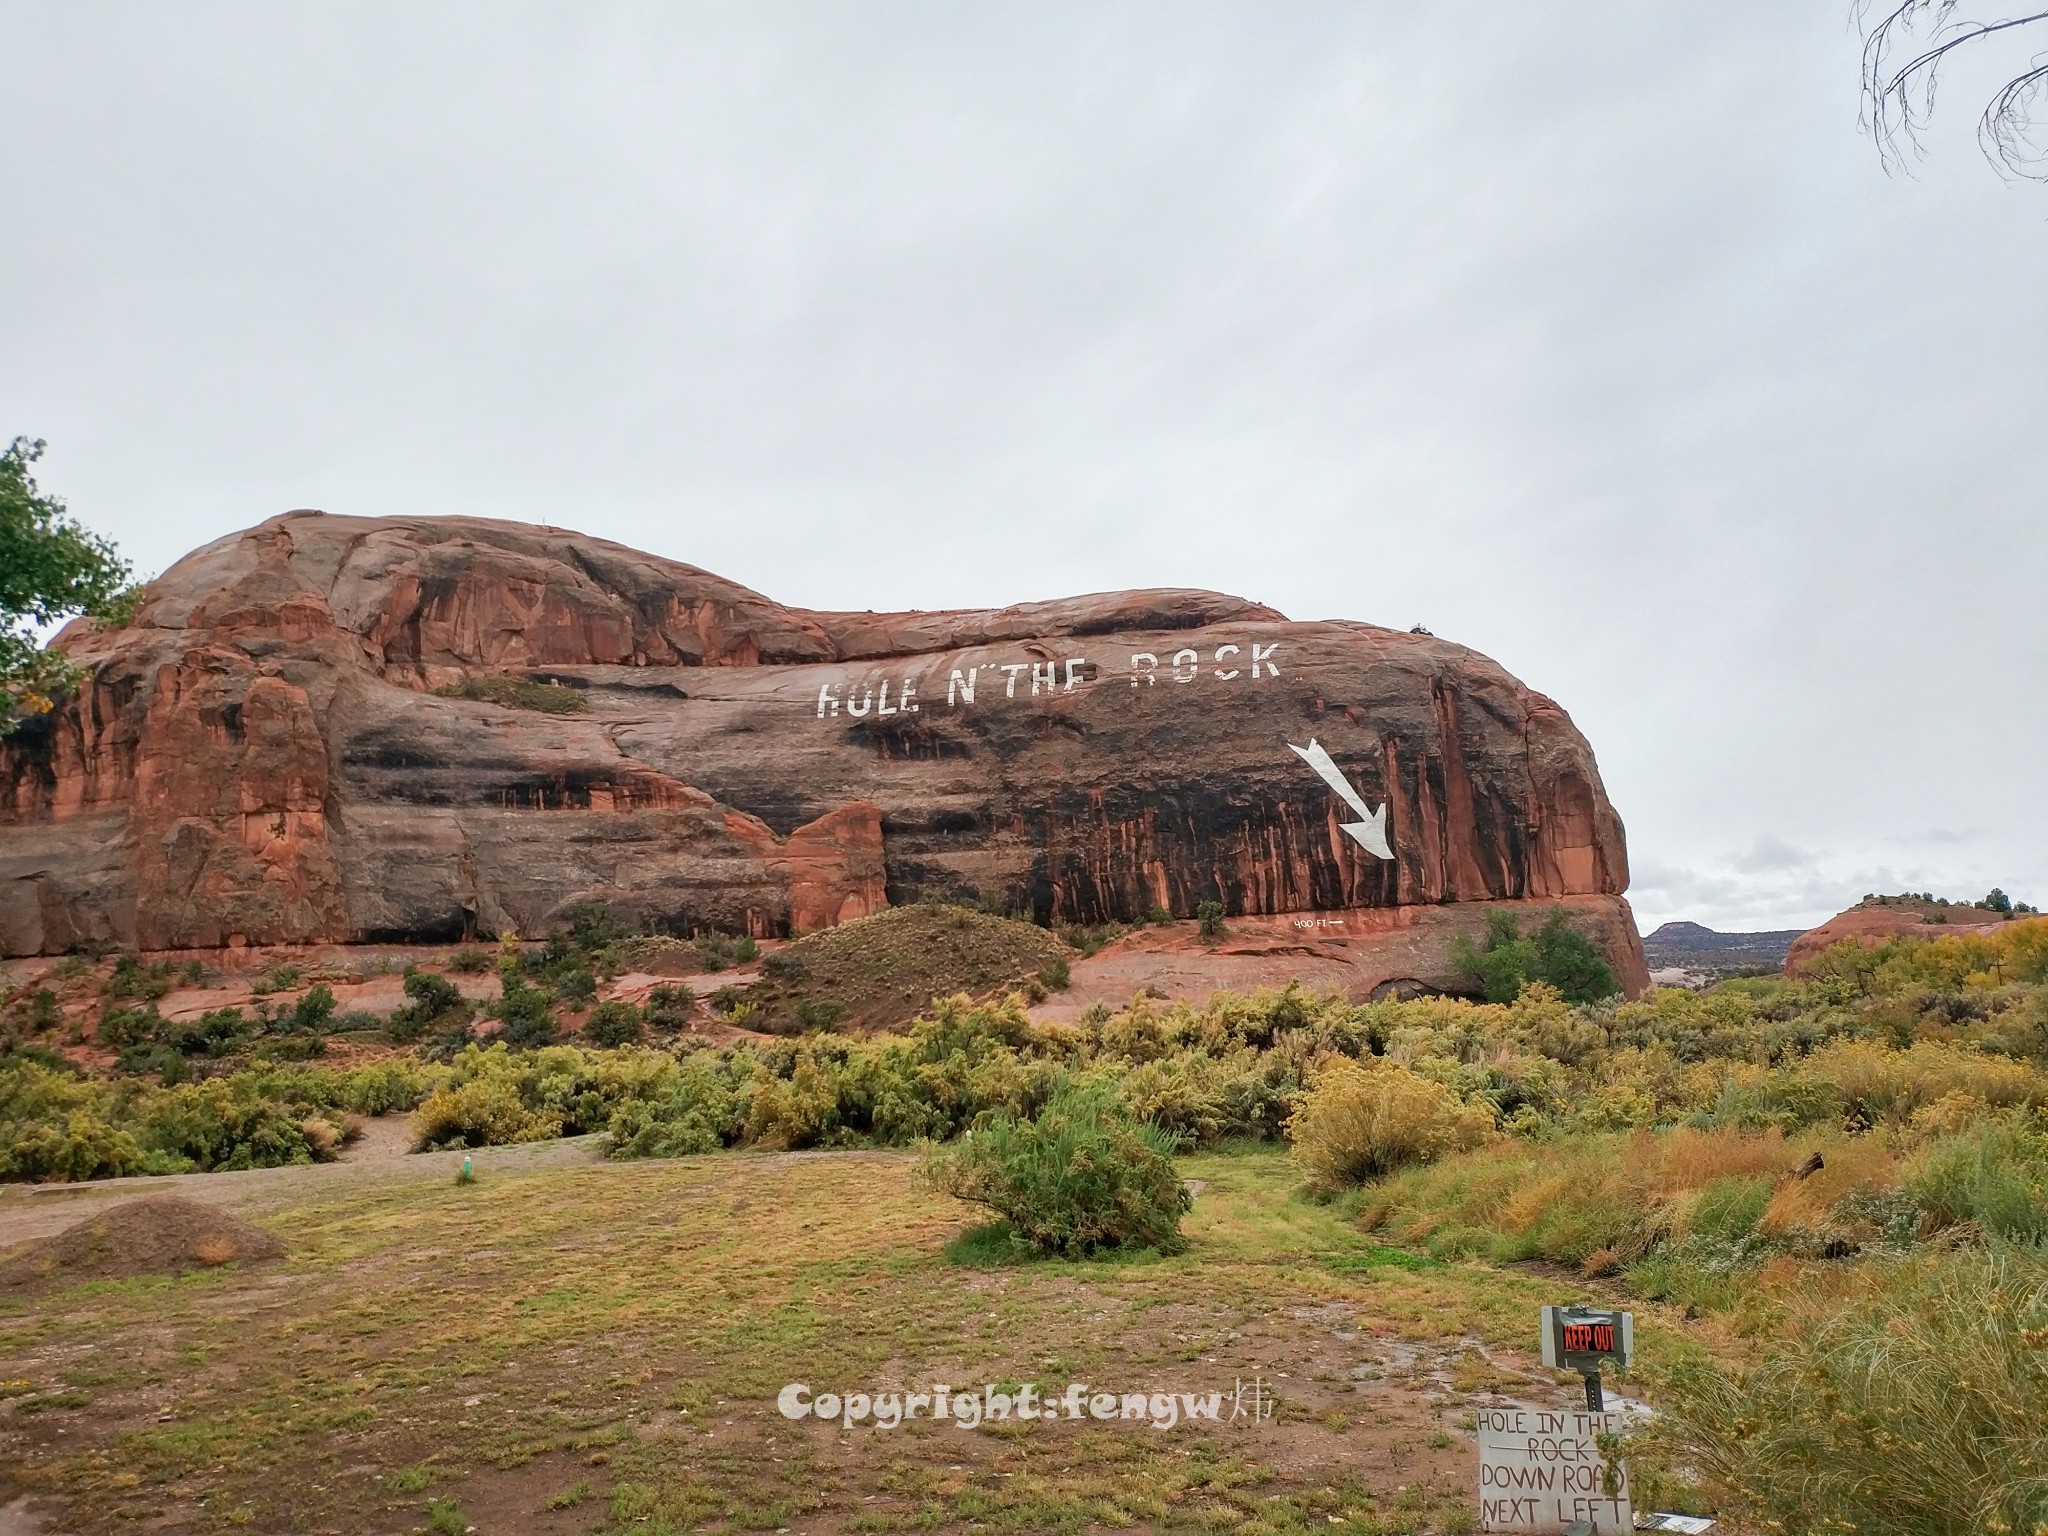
[1289,1058,1495,1189]
[741,904,1072,1032]
[1648,1125,1797,1192]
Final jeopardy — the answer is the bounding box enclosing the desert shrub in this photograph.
[447,947,492,974]
[920,1082,1190,1257]
[760,950,807,982]
[744,1048,845,1148]
[387,967,471,1045]
[695,931,759,972]
[561,900,630,952]
[137,1079,327,1170]
[792,998,844,1032]
[1641,1245,2048,1536]
[1196,901,1226,941]
[1705,1070,1845,1133]
[583,999,644,1048]
[1038,955,1071,990]
[334,1059,439,1116]
[24,989,60,1034]
[1287,1056,1495,1188]
[605,1055,749,1158]
[493,982,558,1049]
[1055,922,1125,957]
[252,963,303,996]
[431,673,585,714]
[105,954,173,1002]
[332,1009,382,1034]
[409,988,469,1042]
[0,1061,145,1180]
[644,984,695,1031]
[98,1003,165,1049]
[284,984,338,1033]
[411,1076,564,1150]
[1904,1111,2048,1240]
[164,1007,255,1058]
[709,985,746,1017]
[552,966,597,1008]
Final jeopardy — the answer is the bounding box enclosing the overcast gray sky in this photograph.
[5,2,2043,932]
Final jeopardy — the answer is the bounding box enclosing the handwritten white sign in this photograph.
[1477,1407,1632,1534]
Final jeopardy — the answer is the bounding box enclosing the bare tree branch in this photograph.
[1857,1,2048,178]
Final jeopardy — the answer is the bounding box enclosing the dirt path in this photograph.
[0,1123,605,1252]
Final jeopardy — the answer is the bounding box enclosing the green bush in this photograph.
[431,673,585,714]
[388,968,472,1045]
[1447,908,1619,1004]
[286,983,338,1033]
[105,954,173,1002]
[919,1082,1191,1257]
[584,1000,644,1048]
[137,1080,327,1171]
[25,988,60,1034]
[98,1003,165,1049]
[1196,901,1226,941]
[252,963,303,996]
[493,983,558,1049]
[644,984,695,1031]
[447,947,493,974]
[695,931,759,972]
[1904,1112,2048,1240]
[793,998,844,1031]
[761,950,807,982]
[166,1007,254,1058]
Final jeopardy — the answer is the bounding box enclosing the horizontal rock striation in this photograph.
[0,512,1646,992]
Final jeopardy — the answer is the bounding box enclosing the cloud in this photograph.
[0,2,2040,939]
[1730,834,1816,874]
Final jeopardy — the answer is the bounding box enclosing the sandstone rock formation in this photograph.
[0,512,1647,993]
[1785,897,2012,974]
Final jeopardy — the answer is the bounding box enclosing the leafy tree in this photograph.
[1,438,136,730]
[1984,888,2014,914]
[1448,907,1620,1005]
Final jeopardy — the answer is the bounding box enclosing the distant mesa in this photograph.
[1641,920,1806,974]
[0,511,1648,996]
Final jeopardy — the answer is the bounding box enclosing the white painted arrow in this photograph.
[1287,738,1393,860]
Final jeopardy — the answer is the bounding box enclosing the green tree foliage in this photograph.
[1447,907,1619,1003]
[385,968,472,1044]
[583,999,644,1048]
[1,438,136,729]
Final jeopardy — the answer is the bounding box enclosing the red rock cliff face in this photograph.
[0,512,1646,991]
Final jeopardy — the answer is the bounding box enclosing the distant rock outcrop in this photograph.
[1785,898,2014,974]
[0,512,1647,994]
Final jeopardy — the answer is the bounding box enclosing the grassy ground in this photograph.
[0,1146,1703,1536]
